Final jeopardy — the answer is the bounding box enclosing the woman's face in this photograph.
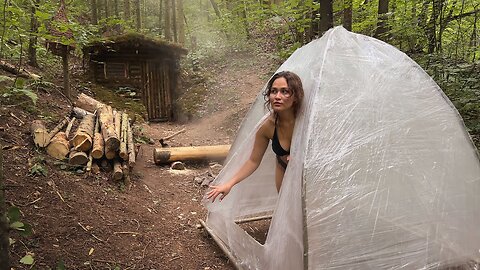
[269,77,295,113]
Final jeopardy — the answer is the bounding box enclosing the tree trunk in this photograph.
[209,0,221,18]
[343,0,352,31]
[135,0,141,31]
[114,0,119,17]
[319,0,333,34]
[124,0,130,20]
[105,0,109,18]
[62,53,70,100]
[177,0,185,44]
[91,0,98,24]
[164,0,172,41]
[159,0,163,35]
[172,0,177,42]
[0,143,10,269]
[374,0,389,40]
[28,0,40,67]
[0,0,9,58]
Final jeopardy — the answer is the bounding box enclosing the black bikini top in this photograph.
[272,121,290,157]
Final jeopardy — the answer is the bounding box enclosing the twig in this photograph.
[162,128,186,141]
[9,112,24,125]
[113,231,141,235]
[92,259,127,266]
[19,197,41,207]
[168,256,182,262]
[78,222,105,243]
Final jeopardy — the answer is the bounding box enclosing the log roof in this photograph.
[83,33,188,58]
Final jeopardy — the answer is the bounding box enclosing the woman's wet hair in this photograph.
[263,71,304,116]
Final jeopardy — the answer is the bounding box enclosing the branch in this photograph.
[446,9,480,23]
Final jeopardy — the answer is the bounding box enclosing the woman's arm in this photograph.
[207,122,271,202]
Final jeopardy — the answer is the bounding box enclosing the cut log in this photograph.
[71,114,95,152]
[112,159,123,181]
[31,120,49,147]
[46,118,75,160]
[153,145,231,164]
[98,105,120,159]
[74,93,104,113]
[114,110,121,139]
[119,112,128,160]
[127,121,136,167]
[69,150,88,165]
[91,117,104,159]
[91,162,100,174]
[122,161,131,188]
[46,117,70,145]
[86,152,93,172]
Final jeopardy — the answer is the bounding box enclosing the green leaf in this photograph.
[19,222,33,237]
[8,207,21,222]
[10,221,25,230]
[20,254,34,265]
[14,78,26,89]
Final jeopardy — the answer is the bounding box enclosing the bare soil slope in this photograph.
[1,48,276,269]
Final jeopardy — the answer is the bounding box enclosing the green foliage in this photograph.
[1,78,38,106]
[29,155,48,177]
[19,254,34,265]
[6,207,32,237]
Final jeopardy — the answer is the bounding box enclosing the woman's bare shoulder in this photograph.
[258,114,275,139]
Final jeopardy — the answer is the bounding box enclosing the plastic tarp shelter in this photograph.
[202,26,480,270]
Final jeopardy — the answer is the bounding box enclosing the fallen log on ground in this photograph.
[154,145,231,164]
[46,118,75,160]
[31,120,49,147]
[74,93,104,113]
[0,60,41,80]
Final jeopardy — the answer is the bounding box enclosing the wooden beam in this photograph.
[153,145,230,164]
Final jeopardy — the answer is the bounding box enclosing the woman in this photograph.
[207,71,304,202]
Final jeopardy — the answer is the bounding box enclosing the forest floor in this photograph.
[0,43,279,269]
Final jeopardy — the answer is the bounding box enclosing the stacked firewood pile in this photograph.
[30,94,136,182]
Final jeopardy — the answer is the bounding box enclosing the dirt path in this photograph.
[132,49,275,269]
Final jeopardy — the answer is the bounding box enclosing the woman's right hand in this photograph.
[206,183,233,202]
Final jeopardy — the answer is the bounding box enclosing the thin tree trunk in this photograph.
[0,144,9,270]
[319,0,333,34]
[91,0,98,24]
[165,0,172,40]
[374,0,389,40]
[135,0,141,30]
[470,9,477,61]
[28,0,40,67]
[177,0,185,44]
[105,0,109,18]
[172,0,177,42]
[0,0,9,58]
[209,0,221,18]
[63,53,70,100]
[114,0,119,17]
[124,0,130,20]
[241,1,250,39]
[343,0,352,31]
[159,0,163,35]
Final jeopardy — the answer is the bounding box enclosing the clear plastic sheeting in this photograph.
[203,26,480,270]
